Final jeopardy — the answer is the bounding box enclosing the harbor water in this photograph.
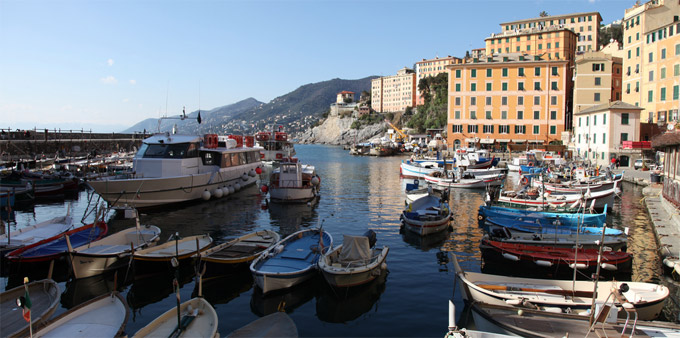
[1,144,676,336]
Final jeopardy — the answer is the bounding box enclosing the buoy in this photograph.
[222,186,230,196]
[234,183,241,191]
[213,188,223,198]
[228,186,235,194]
[569,263,588,269]
[535,260,553,267]
[311,176,320,186]
[241,173,249,181]
[255,167,262,175]
[505,299,522,305]
[502,253,520,261]
[544,307,563,314]
[202,190,211,200]
[517,309,524,316]
[261,185,269,193]
[249,169,257,177]
[601,263,617,271]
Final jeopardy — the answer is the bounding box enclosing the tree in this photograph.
[407,73,448,132]
[539,11,549,17]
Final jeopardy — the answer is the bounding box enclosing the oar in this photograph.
[477,284,596,298]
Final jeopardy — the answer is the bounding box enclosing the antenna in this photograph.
[165,81,169,117]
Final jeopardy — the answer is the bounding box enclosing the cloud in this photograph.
[129,79,136,85]
[107,59,114,66]
[100,76,118,84]
[122,98,129,103]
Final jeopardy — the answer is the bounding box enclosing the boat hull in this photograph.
[1,279,60,338]
[269,187,318,203]
[132,297,218,338]
[318,246,389,288]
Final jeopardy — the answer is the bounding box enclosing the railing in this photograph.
[622,141,651,149]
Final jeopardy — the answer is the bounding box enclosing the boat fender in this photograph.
[261,185,269,193]
[274,245,284,254]
[663,257,677,268]
[213,188,223,198]
[381,262,387,270]
[569,263,588,269]
[505,299,522,306]
[228,186,235,194]
[543,307,563,314]
[674,264,680,276]
[222,186,230,196]
[311,176,320,186]
[249,169,257,177]
[502,253,520,261]
[601,263,617,271]
[202,190,211,200]
[234,183,241,191]
[241,173,249,181]
[535,260,553,268]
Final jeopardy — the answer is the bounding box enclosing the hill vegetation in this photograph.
[406,73,448,132]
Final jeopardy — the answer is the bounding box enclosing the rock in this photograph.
[295,115,386,145]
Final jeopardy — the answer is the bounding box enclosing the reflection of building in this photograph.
[573,51,623,114]
[446,53,571,150]
[415,56,463,105]
[572,101,644,167]
[371,67,416,113]
[499,12,602,52]
[621,0,680,124]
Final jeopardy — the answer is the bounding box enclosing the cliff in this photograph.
[295,115,386,145]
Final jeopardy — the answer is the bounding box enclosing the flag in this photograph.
[21,290,32,322]
[197,111,202,124]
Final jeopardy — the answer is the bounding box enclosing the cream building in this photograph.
[414,56,463,105]
[573,51,623,114]
[371,67,416,113]
[499,12,602,53]
[622,0,680,124]
[485,26,578,62]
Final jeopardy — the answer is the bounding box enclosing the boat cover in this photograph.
[228,312,298,337]
[339,235,371,264]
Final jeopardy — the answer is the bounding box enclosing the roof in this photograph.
[144,134,200,144]
[575,101,644,115]
[338,91,355,94]
[448,53,568,67]
[500,12,602,26]
[653,131,680,148]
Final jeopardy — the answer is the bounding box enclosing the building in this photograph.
[573,51,623,114]
[485,26,578,61]
[414,56,463,105]
[446,53,571,150]
[371,67,417,113]
[499,12,602,52]
[572,101,644,167]
[470,48,486,59]
[622,0,680,124]
[336,91,355,104]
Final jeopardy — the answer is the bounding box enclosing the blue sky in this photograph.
[0,0,633,132]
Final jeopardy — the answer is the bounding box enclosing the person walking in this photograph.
[610,157,616,170]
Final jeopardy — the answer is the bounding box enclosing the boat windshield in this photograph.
[142,143,198,159]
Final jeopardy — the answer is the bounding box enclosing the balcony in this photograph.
[622,141,651,149]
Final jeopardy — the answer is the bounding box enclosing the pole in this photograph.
[174,233,181,331]
[589,223,607,324]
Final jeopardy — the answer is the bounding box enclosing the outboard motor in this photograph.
[363,230,377,248]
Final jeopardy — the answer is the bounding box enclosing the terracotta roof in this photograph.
[652,131,680,148]
[576,101,644,115]
[338,91,354,94]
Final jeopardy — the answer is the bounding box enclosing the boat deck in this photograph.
[257,237,319,273]
[79,244,130,255]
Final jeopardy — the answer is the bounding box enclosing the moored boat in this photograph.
[197,230,279,277]
[478,204,607,228]
[318,231,389,288]
[482,231,628,251]
[0,279,60,338]
[132,297,218,338]
[496,184,616,211]
[133,234,212,274]
[0,213,76,256]
[255,125,296,163]
[267,158,321,203]
[401,192,452,236]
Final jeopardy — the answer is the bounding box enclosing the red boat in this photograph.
[480,238,631,272]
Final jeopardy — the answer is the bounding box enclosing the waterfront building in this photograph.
[485,26,578,61]
[371,67,417,113]
[446,53,571,150]
[573,51,623,114]
[572,101,644,167]
[414,56,463,105]
[622,0,680,124]
[499,12,602,52]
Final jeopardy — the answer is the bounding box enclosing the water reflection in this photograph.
[250,276,318,317]
[61,272,132,308]
[401,228,451,251]
[267,202,318,236]
[126,270,195,311]
[315,272,388,323]
[193,272,253,305]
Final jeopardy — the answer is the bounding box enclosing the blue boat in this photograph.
[0,191,15,208]
[250,228,332,294]
[478,205,607,228]
[6,221,108,262]
[480,215,623,236]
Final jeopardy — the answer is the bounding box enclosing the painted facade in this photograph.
[371,67,417,113]
[499,12,602,52]
[573,51,623,114]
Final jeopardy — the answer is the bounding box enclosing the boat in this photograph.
[424,172,505,189]
[33,292,129,337]
[255,125,296,163]
[0,213,76,256]
[496,184,617,211]
[0,185,35,203]
[478,204,607,228]
[227,311,298,338]
[132,297,218,338]
[250,228,332,294]
[68,224,162,279]
[400,160,445,179]
[318,231,389,288]
[401,192,452,236]
[452,254,669,320]
[445,301,516,338]
[266,158,321,203]
[482,231,628,251]
[349,143,371,156]
[87,132,263,209]
[480,215,624,236]
[133,234,212,273]
[197,230,280,277]
[531,178,620,195]
[6,221,108,263]
[0,279,60,338]
[480,238,632,272]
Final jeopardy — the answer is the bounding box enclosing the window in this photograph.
[661,67,666,79]
[649,71,654,81]
[602,133,606,144]
[470,97,477,106]
[454,111,461,119]
[649,52,653,62]
[550,126,556,135]
[534,67,541,76]
[661,48,666,59]
[502,83,508,91]
[660,87,666,101]
[517,111,523,119]
[550,111,557,120]
[499,125,510,134]
[452,125,463,133]
[674,85,679,100]
[518,82,525,91]
[628,50,631,59]
[483,125,494,133]
[538,44,542,50]
[470,111,477,119]
[594,77,601,86]
[555,42,559,48]
[550,96,557,105]
[578,117,581,127]
[486,83,492,91]
[621,133,628,142]
[636,47,639,57]
[551,67,558,76]
[501,97,508,105]
[486,111,492,119]
[514,125,526,134]
[586,116,589,126]
[501,111,507,119]
[551,81,558,90]
[518,68,525,76]
[485,97,492,105]
[676,44,680,55]
[593,115,597,125]
[533,125,539,134]
[555,52,559,59]
[455,97,461,105]
[534,111,540,119]
[675,64,679,76]
[467,125,478,133]
[502,68,508,77]
[487,68,492,77]
[603,114,607,125]
[622,113,629,125]
[471,83,477,91]
[594,93,601,102]
[455,69,461,78]
[547,43,551,49]
[518,96,524,105]
[534,96,540,105]
[648,90,654,102]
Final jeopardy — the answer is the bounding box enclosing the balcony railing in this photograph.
[622,141,651,149]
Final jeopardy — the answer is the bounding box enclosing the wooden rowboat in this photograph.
[132,297,218,338]
[133,234,212,274]
[197,230,279,277]
[0,279,60,338]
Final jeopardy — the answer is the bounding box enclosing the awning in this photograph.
[528,140,544,143]
[496,139,510,142]
[465,138,477,143]
[512,139,525,143]
[480,139,495,144]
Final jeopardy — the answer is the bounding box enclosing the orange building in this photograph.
[414,56,463,105]
[485,26,578,61]
[499,12,602,52]
[447,54,572,150]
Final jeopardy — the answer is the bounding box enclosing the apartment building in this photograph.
[371,67,417,113]
[499,12,602,52]
[414,56,463,105]
[622,0,680,124]
[446,54,571,150]
[573,51,623,114]
[485,26,578,61]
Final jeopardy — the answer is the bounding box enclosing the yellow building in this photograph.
[485,26,578,61]
[414,56,463,105]
[622,0,680,124]
[573,51,623,114]
[500,12,602,52]
[446,54,571,150]
[371,67,417,113]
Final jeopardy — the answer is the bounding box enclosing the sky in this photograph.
[0,0,634,132]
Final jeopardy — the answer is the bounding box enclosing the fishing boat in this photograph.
[6,221,108,263]
[250,228,332,294]
[453,254,669,320]
[33,292,129,337]
[68,224,162,279]
[480,215,624,236]
[424,172,504,189]
[266,158,321,203]
[496,184,616,211]
[87,132,263,209]
[482,231,628,251]
[401,192,452,236]
[133,234,212,273]
[132,297,218,338]
[480,238,632,272]
[255,125,296,163]
[478,205,607,228]
[0,279,60,338]
[197,230,279,277]
[399,160,445,179]
[0,213,76,256]
[318,231,389,288]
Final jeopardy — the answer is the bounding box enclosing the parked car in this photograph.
[634,159,654,170]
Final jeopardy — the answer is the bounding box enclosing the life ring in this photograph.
[520,177,529,185]
[528,162,534,167]
[477,215,484,221]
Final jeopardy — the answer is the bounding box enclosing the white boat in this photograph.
[255,125,296,163]
[250,228,332,294]
[0,213,75,255]
[1,279,60,338]
[267,158,320,203]
[133,234,213,273]
[133,297,218,338]
[401,193,452,236]
[34,292,129,337]
[424,172,504,189]
[400,160,444,179]
[68,224,162,279]
[497,184,617,211]
[87,133,263,209]
[197,230,280,277]
[318,232,389,288]
[452,254,669,321]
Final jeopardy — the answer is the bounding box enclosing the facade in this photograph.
[470,48,486,59]
[446,54,571,150]
[414,56,463,105]
[485,26,578,61]
[371,67,417,113]
[499,12,602,52]
[573,51,623,114]
[622,0,680,124]
[336,91,355,104]
[654,132,680,208]
[572,101,644,167]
